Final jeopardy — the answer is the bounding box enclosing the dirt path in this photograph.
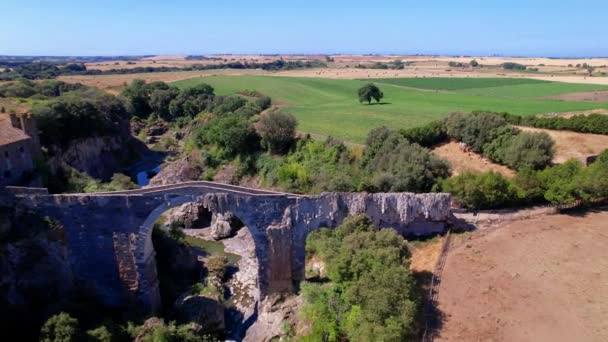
[436,209,608,342]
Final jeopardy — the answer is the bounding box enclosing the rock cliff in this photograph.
[47,134,146,180]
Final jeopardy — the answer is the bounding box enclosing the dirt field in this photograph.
[517,126,608,163]
[436,209,608,342]
[58,69,267,94]
[546,90,608,102]
[433,141,516,177]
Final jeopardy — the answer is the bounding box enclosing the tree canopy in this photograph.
[358,83,384,104]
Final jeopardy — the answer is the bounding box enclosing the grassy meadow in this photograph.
[174,76,608,143]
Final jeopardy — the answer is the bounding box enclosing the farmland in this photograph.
[174,76,608,143]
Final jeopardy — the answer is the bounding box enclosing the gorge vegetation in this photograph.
[299,216,419,342]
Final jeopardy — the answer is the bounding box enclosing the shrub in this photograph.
[499,131,554,170]
[484,129,554,170]
[444,112,508,152]
[255,96,272,110]
[437,172,517,209]
[194,114,260,158]
[538,160,583,204]
[255,111,297,153]
[365,133,450,192]
[398,120,447,147]
[206,255,228,280]
[40,312,81,342]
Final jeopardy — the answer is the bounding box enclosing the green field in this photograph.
[174,76,608,143]
[371,77,608,98]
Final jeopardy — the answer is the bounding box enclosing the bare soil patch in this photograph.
[436,209,608,342]
[539,109,608,118]
[517,126,608,163]
[544,90,608,103]
[432,141,515,177]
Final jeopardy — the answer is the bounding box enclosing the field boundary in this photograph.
[421,229,452,342]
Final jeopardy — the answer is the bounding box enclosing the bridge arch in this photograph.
[135,193,294,314]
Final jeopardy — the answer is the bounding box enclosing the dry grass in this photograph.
[517,126,608,163]
[432,141,516,177]
[409,237,444,274]
[58,69,267,94]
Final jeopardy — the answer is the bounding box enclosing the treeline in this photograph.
[0,79,86,98]
[121,80,272,122]
[374,112,555,172]
[0,59,327,80]
[444,112,555,171]
[30,85,131,146]
[354,60,410,70]
[300,215,419,341]
[492,111,608,135]
[437,150,608,209]
[502,62,527,70]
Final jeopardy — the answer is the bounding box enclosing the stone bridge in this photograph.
[7,181,451,314]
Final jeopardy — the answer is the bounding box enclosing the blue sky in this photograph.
[1,0,607,57]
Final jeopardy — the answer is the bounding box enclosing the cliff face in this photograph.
[0,207,73,339]
[47,134,145,180]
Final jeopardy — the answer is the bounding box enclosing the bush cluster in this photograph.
[502,62,527,70]
[437,150,608,209]
[301,215,419,342]
[497,111,608,135]
[32,88,131,146]
[0,79,85,98]
[444,112,555,170]
[364,132,450,192]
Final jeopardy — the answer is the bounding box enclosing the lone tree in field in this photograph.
[358,83,384,104]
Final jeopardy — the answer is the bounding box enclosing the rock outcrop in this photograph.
[47,134,145,180]
[164,202,212,229]
[210,212,244,240]
[149,154,203,186]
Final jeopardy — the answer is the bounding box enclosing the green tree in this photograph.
[470,59,479,67]
[40,312,81,342]
[194,114,260,157]
[301,215,419,341]
[358,83,384,104]
[255,111,298,154]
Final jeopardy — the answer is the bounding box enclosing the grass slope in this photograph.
[368,77,548,91]
[174,76,608,143]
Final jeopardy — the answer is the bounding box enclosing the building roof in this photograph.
[0,116,30,145]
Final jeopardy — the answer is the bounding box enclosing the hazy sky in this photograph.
[1,0,607,57]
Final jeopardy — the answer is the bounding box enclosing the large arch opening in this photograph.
[137,196,265,340]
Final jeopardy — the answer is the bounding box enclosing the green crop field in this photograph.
[174,76,608,143]
[367,77,549,91]
[370,77,608,98]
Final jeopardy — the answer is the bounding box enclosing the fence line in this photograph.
[421,229,452,342]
